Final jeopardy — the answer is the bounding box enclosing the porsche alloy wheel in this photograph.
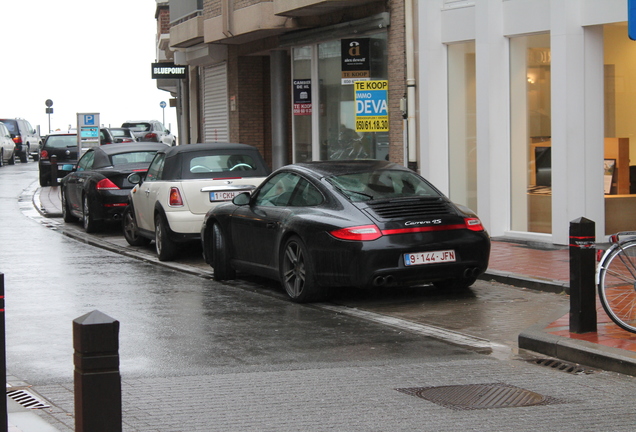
[212,223,235,281]
[280,236,322,303]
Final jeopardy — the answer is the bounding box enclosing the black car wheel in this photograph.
[8,150,15,166]
[155,214,177,261]
[61,189,77,223]
[19,147,27,163]
[212,223,235,281]
[123,206,151,247]
[0,149,3,167]
[82,194,100,233]
[280,236,322,303]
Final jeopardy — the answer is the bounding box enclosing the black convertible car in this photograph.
[60,142,167,233]
[201,160,490,303]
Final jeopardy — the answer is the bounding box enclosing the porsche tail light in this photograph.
[330,225,382,241]
[144,132,158,141]
[465,217,484,232]
[96,178,120,190]
[169,187,184,206]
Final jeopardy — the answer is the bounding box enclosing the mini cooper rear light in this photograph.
[465,217,484,232]
[330,225,382,241]
[96,178,120,190]
[169,187,184,206]
[40,150,49,160]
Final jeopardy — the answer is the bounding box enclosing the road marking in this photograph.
[316,303,500,352]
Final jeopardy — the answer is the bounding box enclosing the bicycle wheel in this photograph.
[598,240,636,333]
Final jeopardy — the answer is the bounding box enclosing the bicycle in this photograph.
[596,231,636,333]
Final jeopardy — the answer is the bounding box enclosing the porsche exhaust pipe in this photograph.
[373,275,395,286]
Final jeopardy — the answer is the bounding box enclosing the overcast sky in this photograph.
[1,0,178,135]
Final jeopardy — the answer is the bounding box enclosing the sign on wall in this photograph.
[341,38,370,85]
[293,79,312,116]
[355,80,388,132]
[151,62,188,79]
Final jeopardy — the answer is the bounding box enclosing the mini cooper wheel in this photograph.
[155,214,177,261]
[280,236,323,303]
[212,223,235,281]
[123,206,151,246]
[82,194,100,233]
[61,189,77,223]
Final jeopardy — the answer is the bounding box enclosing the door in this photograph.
[134,153,166,231]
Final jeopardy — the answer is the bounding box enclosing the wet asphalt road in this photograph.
[8,162,636,432]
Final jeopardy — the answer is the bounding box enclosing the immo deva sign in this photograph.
[151,63,188,79]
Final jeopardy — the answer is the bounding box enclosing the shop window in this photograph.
[603,23,636,234]
[448,41,477,212]
[510,34,552,234]
[291,32,388,162]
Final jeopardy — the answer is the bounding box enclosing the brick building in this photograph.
[155,0,409,171]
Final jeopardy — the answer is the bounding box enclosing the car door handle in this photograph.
[266,222,278,229]
[144,188,150,196]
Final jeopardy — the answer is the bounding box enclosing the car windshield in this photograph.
[45,135,77,149]
[121,123,151,132]
[326,169,441,202]
[110,151,158,166]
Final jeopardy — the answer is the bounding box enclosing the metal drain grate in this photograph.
[528,358,598,375]
[7,389,50,409]
[396,383,563,410]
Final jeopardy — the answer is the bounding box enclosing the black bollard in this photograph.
[0,274,7,432]
[569,217,597,333]
[50,155,58,186]
[73,310,122,432]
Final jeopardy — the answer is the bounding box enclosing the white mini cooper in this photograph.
[123,142,270,261]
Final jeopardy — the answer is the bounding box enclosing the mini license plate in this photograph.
[62,164,74,171]
[209,190,247,202]
[404,250,456,266]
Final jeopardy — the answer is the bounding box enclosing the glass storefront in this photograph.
[448,42,477,212]
[291,32,388,162]
[603,23,636,234]
[510,34,552,234]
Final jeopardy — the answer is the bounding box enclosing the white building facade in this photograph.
[417,0,635,245]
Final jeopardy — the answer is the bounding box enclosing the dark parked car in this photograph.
[100,128,137,145]
[201,160,491,303]
[60,142,167,233]
[38,132,78,186]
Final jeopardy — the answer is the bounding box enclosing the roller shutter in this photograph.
[201,63,229,142]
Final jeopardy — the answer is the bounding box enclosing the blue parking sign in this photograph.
[84,115,95,125]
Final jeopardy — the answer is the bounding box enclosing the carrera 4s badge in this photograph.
[405,219,442,226]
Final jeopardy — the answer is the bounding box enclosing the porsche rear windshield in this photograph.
[327,169,441,202]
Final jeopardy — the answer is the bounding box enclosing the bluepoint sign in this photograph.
[151,63,188,79]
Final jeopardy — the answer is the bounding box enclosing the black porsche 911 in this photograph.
[201,160,491,303]
[60,142,167,233]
